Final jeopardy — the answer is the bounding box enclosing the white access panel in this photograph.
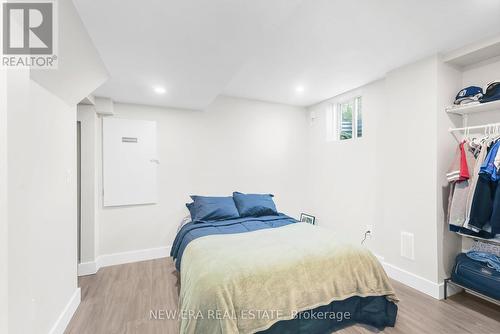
[103,118,158,206]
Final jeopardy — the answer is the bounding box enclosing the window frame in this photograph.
[326,96,362,142]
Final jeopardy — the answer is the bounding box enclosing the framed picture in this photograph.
[300,213,316,225]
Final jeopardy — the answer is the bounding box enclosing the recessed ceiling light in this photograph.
[153,86,166,94]
[295,85,305,93]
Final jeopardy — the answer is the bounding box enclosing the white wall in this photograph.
[30,0,108,106]
[307,56,468,294]
[7,70,78,334]
[77,105,99,263]
[0,68,8,334]
[307,57,440,282]
[6,1,108,333]
[377,57,440,283]
[91,96,309,257]
[306,81,383,246]
[436,60,463,282]
[82,54,472,296]
[463,56,500,89]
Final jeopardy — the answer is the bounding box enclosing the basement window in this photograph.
[326,96,362,141]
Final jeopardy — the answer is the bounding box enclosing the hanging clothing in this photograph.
[468,139,500,236]
[468,174,498,233]
[464,142,477,176]
[489,181,500,236]
[468,139,483,158]
[495,148,500,170]
[446,146,462,182]
[448,136,500,238]
[447,141,472,183]
[459,142,470,180]
[446,182,455,225]
[448,141,475,228]
[480,140,500,181]
[448,181,469,228]
[464,140,489,228]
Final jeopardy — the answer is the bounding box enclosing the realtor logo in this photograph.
[2,1,57,68]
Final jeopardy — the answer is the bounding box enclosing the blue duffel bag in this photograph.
[451,253,500,300]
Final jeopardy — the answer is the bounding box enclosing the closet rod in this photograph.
[449,122,500,133]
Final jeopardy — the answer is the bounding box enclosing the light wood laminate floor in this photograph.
[65,257,500,334]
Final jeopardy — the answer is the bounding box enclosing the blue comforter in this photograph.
[170,214,298,271]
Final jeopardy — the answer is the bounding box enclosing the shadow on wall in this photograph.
[440,183,462,280]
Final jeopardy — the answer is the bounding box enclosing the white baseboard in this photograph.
[78,246,171,276]
[48,288,81,334]
[98,246,170,267]
[380,261,442,299]
[77,261,98,276]
[374,254,460,300]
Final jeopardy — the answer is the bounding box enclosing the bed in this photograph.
[171,194,397,334]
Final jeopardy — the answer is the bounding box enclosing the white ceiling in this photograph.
[74,0,500,110]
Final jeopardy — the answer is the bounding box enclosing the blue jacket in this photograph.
[480,140,500,181]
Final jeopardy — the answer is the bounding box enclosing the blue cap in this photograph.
[454,86,483,105]
[480,81,500,104]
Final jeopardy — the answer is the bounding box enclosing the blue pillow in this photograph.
[186,202,195,219]
[232,192,278,217]
[186,196,240,223]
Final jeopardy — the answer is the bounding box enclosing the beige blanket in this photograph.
[179,223,397,334]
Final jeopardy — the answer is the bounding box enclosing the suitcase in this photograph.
[451,253,500,301]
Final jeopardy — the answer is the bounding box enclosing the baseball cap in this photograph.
[480,81,500,104]
[454,86,483,105]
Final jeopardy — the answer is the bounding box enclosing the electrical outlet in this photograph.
[361,225,373,245]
